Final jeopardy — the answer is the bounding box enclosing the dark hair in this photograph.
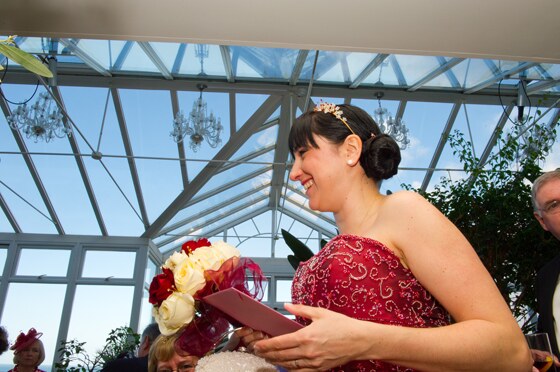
[288,103,401,181]
[0,327,8,355]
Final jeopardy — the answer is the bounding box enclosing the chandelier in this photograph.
[7,91,70,143]
[171,83,223,152]
[373,92,410,150]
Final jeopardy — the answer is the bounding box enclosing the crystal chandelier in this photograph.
[7,91,70,143]
[171,83,223,152]
[170,44,222,151]
[373,92,410,150]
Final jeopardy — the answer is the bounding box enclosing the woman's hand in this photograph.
[253,303,368,371]
[234,327,269,353]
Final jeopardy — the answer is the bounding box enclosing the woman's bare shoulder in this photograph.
[383,190,430,209]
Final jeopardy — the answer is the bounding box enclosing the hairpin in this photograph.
[313,102,356,135]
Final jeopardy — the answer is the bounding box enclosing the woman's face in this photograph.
[18,340,41,367]
[289,134,347,212]
[156,352,198,372]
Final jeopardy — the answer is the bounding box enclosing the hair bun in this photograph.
[360,134,401,181]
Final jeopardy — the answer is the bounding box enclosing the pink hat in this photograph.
[10,328,43,353]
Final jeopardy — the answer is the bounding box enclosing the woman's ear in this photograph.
[343,134,362,166]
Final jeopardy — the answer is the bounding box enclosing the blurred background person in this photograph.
[8,328,46,372]
[0,326,8,356]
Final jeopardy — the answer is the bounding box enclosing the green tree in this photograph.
[410,115,559,331]
[54,326,140,372]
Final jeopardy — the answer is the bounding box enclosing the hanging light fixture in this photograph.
[7,91,70,143]
[170,44,222,152]
[373,92,410,150]
[171,83,223,152]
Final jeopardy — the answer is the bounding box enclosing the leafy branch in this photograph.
[409,113,559,332]
[0,35,53,79]
[54,326,140,372]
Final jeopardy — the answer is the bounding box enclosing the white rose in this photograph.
[164,251,187,271]
[174,258,206,296]
[190,246,224,271]
[211,241,240,261]
[154,292,195,336]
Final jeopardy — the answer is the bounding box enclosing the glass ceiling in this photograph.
[1,36,559,256]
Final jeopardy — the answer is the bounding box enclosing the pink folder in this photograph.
[202,287,304,337]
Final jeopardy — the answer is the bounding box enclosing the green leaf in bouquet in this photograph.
[0,43,53,77]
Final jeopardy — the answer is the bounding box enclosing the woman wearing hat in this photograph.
[8,328,46,372]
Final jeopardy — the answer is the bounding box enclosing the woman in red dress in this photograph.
[240,103,533,371]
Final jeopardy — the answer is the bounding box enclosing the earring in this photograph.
[347,160,353,165]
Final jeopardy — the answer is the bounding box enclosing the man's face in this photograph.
[534,178,560,240]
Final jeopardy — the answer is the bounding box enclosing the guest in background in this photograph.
[102,323,161,372]
[148,333,198,372]
[0,326,8,356]
[532,169,560,370]
[8,328,46,372]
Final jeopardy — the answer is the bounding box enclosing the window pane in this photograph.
[82,250,136,278]
[276,279,293,303]
[0,283,67,371]
[16,248,70,276]
[66,285,134,357]
[138,289,153,337]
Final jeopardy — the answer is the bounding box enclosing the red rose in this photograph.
[182,238,211,255]
[148,268,175,306]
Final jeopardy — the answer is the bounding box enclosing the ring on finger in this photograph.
[294,359,300,369]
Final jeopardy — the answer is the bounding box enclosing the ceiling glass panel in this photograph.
[149,41,183,72]
[436,103,503,171]
[230,125,278,160]
[82,155,145,236]
[451,58,493,89]
[158,171,272,239]
[176,198,268,245]
[422,59,465,89]
[161,189,270,242]
[183,44,226,77]
[0,151,57,234]
[393,55,443,87]
[230,46,298,80]
[196,160,273,197]
[119,41,158,73]
[236,93,270,131]
[362,60,400,86]
[31,151,100,234]
[346,52,380,83]
[73,38,125,70]
[401,101,455,169]
[314,51,352,83]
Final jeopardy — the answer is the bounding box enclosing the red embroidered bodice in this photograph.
[292,234,450,372]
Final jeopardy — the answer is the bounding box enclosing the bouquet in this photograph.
[149,238,264,357]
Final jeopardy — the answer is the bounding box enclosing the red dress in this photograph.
[292,234,451,371]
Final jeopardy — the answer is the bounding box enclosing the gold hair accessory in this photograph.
[313,102,356,135]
